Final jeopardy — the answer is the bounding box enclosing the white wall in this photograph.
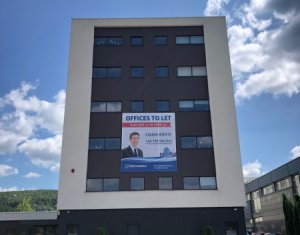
[58,17,246,210]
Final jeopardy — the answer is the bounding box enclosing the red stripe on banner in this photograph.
[122,122,171,127]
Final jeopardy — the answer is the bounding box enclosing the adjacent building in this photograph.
[245,157,300,234]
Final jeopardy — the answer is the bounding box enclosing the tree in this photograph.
[283,194,295,235]
[17,197,33,212]
[293,195,300,235]
[96,226,110,235]
[201,225,215,235]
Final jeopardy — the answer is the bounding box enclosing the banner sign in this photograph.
[121,113,177,172]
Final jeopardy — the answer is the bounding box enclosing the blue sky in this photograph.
[0,0,299,191]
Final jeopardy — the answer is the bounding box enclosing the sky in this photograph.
[0,0,299,191]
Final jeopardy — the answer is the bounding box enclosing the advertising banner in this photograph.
[121,113,177,172]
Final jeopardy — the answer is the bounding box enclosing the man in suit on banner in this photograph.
[122,131,144,159]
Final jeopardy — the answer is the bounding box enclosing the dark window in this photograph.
[131,36,143,46]
[131,178,145,191]
[179,100,209,111]
[91,101,121,112]
[176,35,204,44]
[200,177,217,189]
[94,37,123,46]
[103,178,119,191]
[130,67,144,78]
[105,138,120,150]
[89,138,104,150]
[181,137,197,149]
[131,101,144,112]
[156,100,170,112]
[154,36,167,45]
[67,225,78,235]
[155,66,169,78]
[197,136,213,148]
[93,67,122,79]
[86,179,103,192]
[159,177,173,190]
[183,177,200,189]
[127,224,140,235]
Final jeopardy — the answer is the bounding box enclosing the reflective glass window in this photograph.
[197,136,213,148]
[194,100,209,111]
[159,177,173,190]
[131,37,143,46]
[154,36,167,45]
[190,36,204,44]
[131,178,145,191]
[131,101,144,112]
[86,179,103,192]
[94,37,108,46]
[131,67,144,78]
[179,100,194,111]
[200,177,217,189]
[176,36,189,44]
[155,66,169,77]
[106,102,121,112]
[192,66,207,76]
[93,68,107,79]
[107,67,122,78]
[108,37,123,46]
[177,67,192,76]
[105,138,120,150]
[91,102,106,112]
[156,100,170,112]
[181,137,197,149]
[127,224,140,235]
[183,177,200,189]
[103,178,119,191]
[89,138,104,150]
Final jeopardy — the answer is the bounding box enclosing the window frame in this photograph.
[92,67,122,79]
[131,36,143,46]
[89,137,121,150]
[181,136,213,149]
[159,177,173,190]
[130,66,144,78]
[130,177,145,191]
[175,35,204,45]
[156,100,170,112]
[94,37,123,46]
[91,101,122,113]
[155,66,169,78]
[130,100,144,113]
[154,36,168,45]
[177,66,207,77]
[178,100,209,112]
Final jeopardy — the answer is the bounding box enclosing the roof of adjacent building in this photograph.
[245,157,300,193]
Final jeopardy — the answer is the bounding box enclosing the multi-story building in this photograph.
[0,17,246,235]
[245,157,300,234]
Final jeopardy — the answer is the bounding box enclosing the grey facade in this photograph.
[245,157,300,234]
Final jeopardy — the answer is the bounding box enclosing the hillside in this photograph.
[0,190,57,212]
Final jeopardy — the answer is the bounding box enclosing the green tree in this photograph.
[283,194,295,235]
[96,226,110,235]
[17,197,33,212]
[201,225,215,235]
[293,195,300,235]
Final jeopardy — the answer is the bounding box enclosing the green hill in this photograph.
[0,190,57,212]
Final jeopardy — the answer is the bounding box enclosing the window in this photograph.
[179,100,209,111]
[127,224,140,235]
[252,190,261,213]
[181,137,197,149]
[197,136,213,148]
[156,100,170,112]
[155,66,169,77]
[159,177,172,190]
[131,36,143,46]
[177,66,206,77]
[276,178,292,190]
[103,178,119,191]
[93,67,122,79]
[263,184,275,195]
[86,179,103,192]
[176,35,204,44]
[131,178,145,191]
[67,225,78,235]
[181,136,213,149]
[131,101,144,112]
[130,67,144,78]
[200,177,217,189]
[154,36,167,45]
[94,37,123,46]
[183,177,200,189]
[89,138,120,150]
[91,101,121,112]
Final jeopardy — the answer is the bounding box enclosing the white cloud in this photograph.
[0,164,18,177]
[243,160,263,177]
[23,172,42,178]
[0,82,65,172]
[18,135,62,171]
[204,0,230,16]
[0,186,18,192]
[291,145,300,159]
